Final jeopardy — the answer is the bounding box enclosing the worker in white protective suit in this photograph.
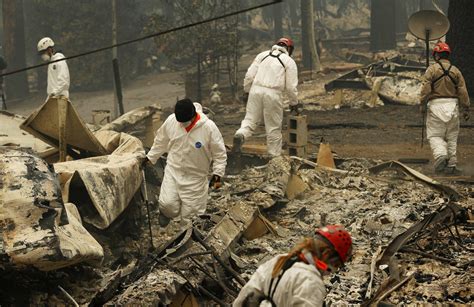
[37,37,70,99]
[233,225,353,307]
[144,98,227,226]
[233,37,299,156]
[420,42,470,175]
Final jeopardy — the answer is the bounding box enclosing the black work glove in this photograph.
[141,156,150,168]
[209,174,222,189]
[462,109,470,121]
[242,92,249,103]
[419,103,427,114]
[290,102,302,114]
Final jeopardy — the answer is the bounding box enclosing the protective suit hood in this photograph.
[271,44,289,55]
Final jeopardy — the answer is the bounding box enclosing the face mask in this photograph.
[41,54,51,62]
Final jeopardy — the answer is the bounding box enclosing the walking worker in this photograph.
[37,37,70,100]
[144,98,227,226]
[233,37,299,156]
[233,225,353,307]
[420,42,470,174]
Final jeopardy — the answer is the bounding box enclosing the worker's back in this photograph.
[244,45,297,93]
[233,254,326,307]
[420,59,469,107]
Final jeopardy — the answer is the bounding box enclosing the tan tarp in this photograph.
[54,131,145,229]
[20,97,107,155]
[0,148,103,271]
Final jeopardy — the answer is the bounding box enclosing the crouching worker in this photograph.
[233,225,352,306]
[144,98,227,226]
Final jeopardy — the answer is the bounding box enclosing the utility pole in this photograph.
[370,0,396,51]
[301,0,321,72]
[273,1,283,39]
[111,0,123,117]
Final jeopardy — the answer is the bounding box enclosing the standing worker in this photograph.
[37,37,70,100]
[144,98,227,226]
[233,38,299,156]
[420,42,470,174]
[233,225,352,306]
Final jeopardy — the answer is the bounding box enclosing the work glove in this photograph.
[419,103,427,114]
[462,109,470,121]
[209,174,222,189]
[290,101,303,115]
[141,156,151,168]
[242,92,249,103]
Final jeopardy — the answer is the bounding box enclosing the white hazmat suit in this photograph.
[147,103,227,222]
[426,98,460,169]
[47,53,70,98]
[233,254,326,307]
[235,45,298,156]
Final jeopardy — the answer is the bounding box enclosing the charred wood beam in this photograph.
[376,204,463,268]
[193,228,246,286]
[399,247,458,266]
[324,79,369,91]
[369,161,460,200]
[363,271,415,306]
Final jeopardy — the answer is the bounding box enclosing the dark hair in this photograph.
[174,98,196,122]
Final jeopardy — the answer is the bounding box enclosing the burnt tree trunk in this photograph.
[447,0,474,94]
[287,0,298,33]
[370,0,396,51]
[2,0,29,100]
[395,1,408,34]
[273,1,283,39]
[301,0,320,71]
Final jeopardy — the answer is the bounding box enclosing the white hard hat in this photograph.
[37,37,54,53]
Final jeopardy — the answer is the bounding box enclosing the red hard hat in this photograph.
[276,37,294,48]
[316,225,353,263]
[433,42,451,56]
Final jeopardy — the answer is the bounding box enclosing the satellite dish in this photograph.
[408,10,450,41]
[407,10,450,67]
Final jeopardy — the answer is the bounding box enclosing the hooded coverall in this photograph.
[420,59,470,170]
[147,103,227,222]
[233,254,326,307]
[47,53,70,99]
[235,45,298,156]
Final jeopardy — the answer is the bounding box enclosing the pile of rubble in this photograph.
[104,156,473,305]
[1,98,472,305]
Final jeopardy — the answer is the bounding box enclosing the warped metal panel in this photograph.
[54,153,143,230]
[0,148,103,271]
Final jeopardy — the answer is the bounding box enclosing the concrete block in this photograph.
[288,145,307,158]
[287,115,308,147]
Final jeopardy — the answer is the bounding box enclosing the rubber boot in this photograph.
[444,166,462,176]
[434,156,447,174]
